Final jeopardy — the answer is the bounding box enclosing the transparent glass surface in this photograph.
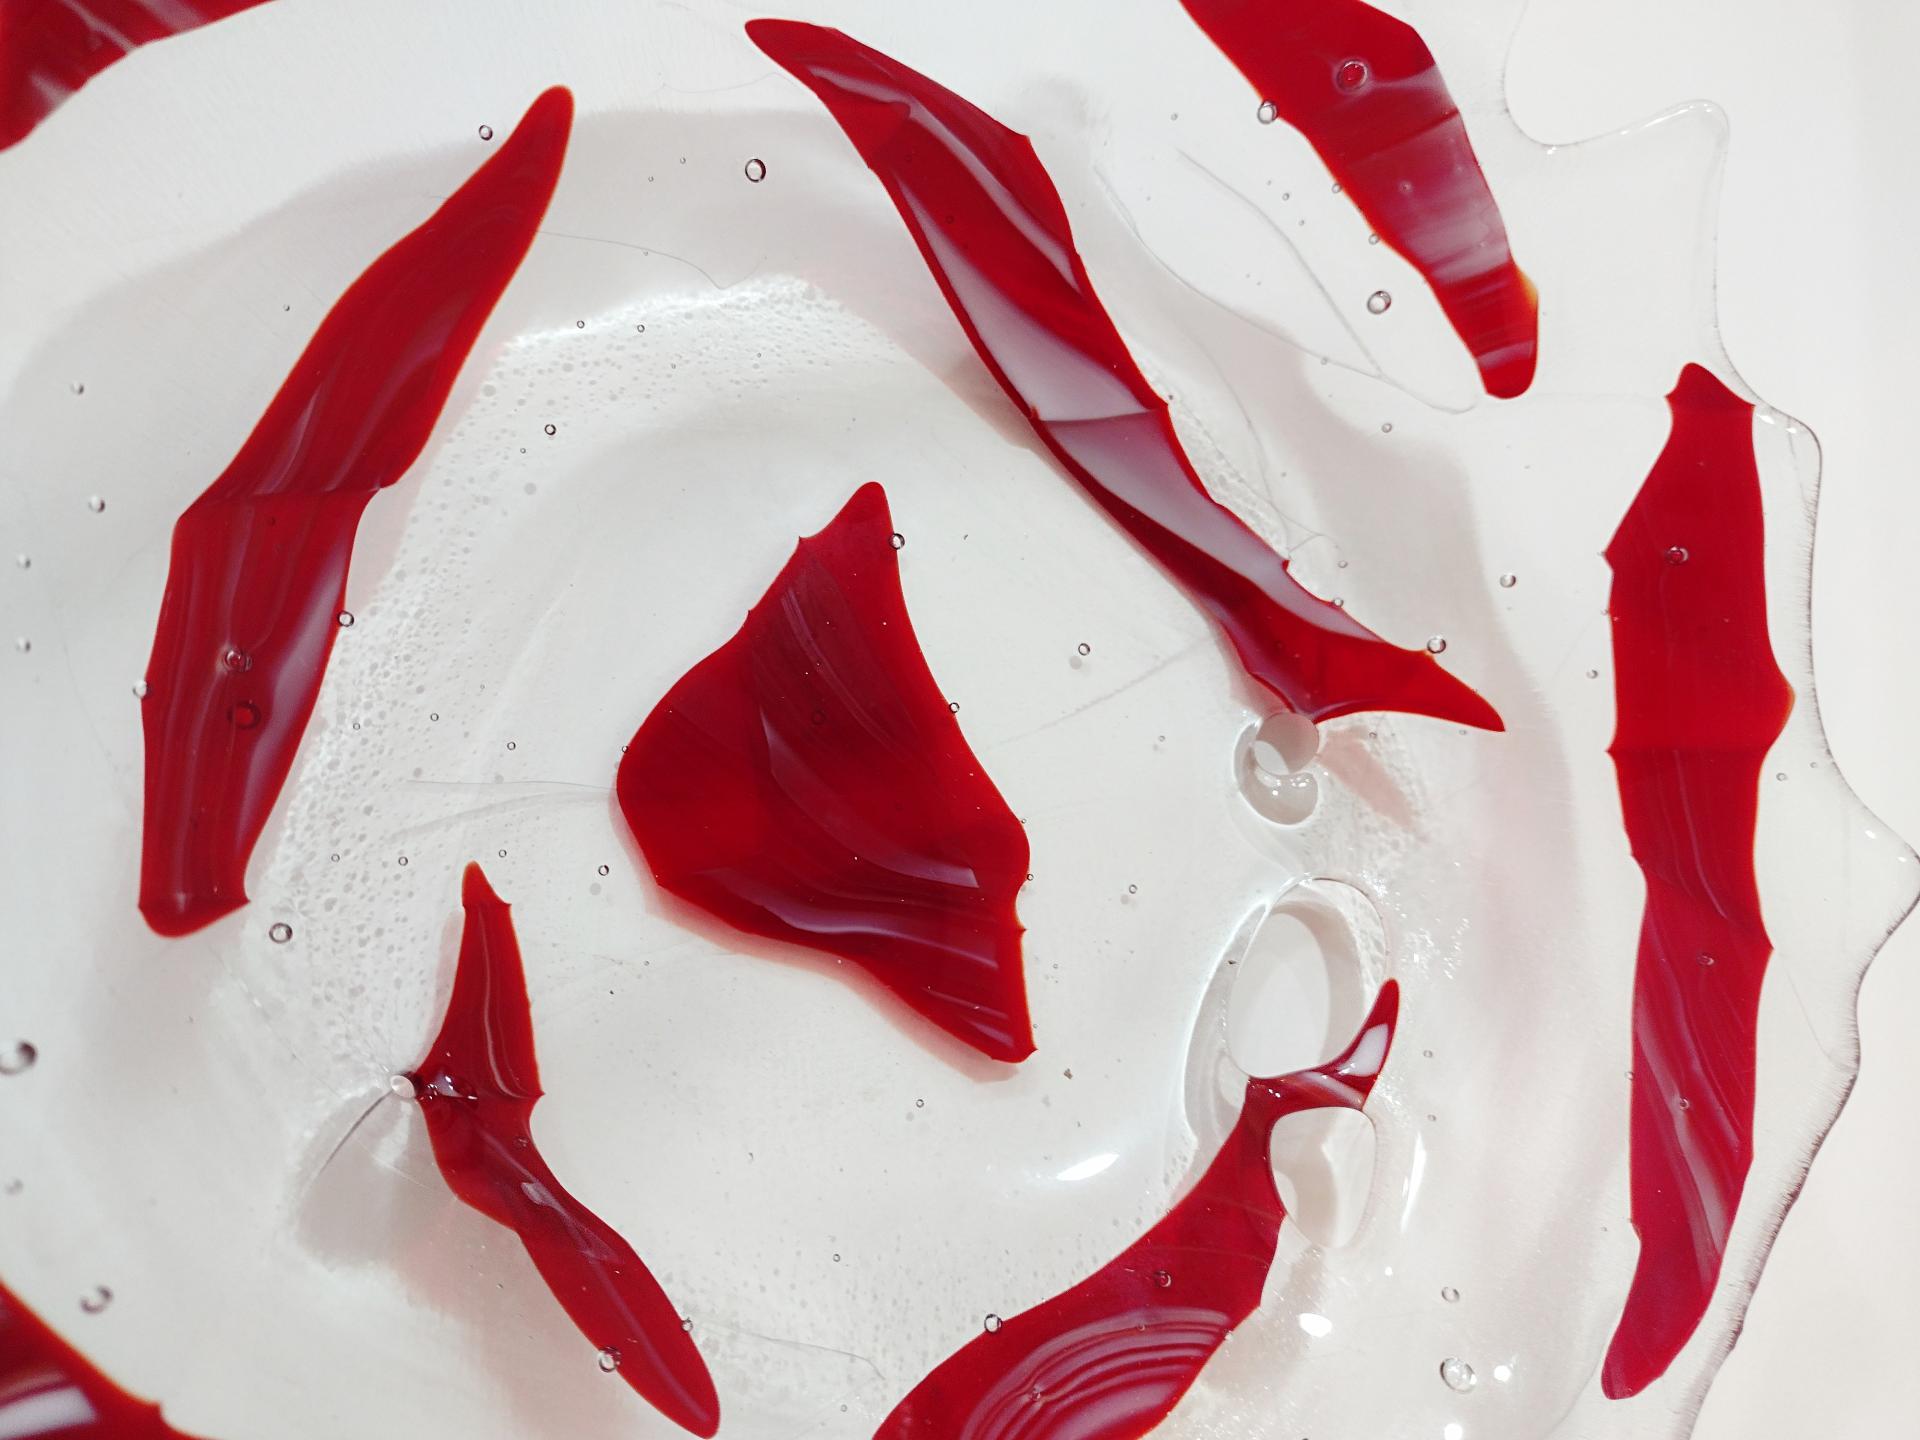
[1,3,1912,1439]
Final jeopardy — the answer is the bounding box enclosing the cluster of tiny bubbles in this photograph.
[983,1314,1003,1333]
[79,1286,113,1315]
[336,610,354,627]
[1257,99,1278,124]
[1439,1357,1477,1393]
[745,157,767,182]
[268,922,293,944]
[1441,1285,1460,1303]
[597,1346,622,1373]
[86,495,105,513]
[597,864,610,876]
[1425,636,1448,654]
[890,531,905,550]
[478,124,494,142]
[1499,573,1518,588]
[0,1041,38,1075]
[1665,545,1690,565]
[1365,290,1392,315]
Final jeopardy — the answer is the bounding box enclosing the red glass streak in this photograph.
[0,0,272,150]
[0,1279,204,1438]
[406,864,721,1436]
[874,983,1397,1440]
[618,483,1034,1063]
[1177,0,1538,399]
[1599,365,1792,1398]
[747,19,1501,732]
[136,87,571,937]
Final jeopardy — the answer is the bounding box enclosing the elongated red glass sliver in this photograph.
[0,0,274,150]
[0,1278,205,1437]
[875,984,1396,1440]
[137,87,572,937]
[747,19,1501,732]
[406,864,721,1436]
[1177,0,1538,398]
[1600,365,1792,1398]
[618,483,1034,1063]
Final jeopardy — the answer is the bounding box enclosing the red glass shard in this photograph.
[137,87,572,937]
[1177,0,1538,399]
[1599,364,1792,1398]
[616,483,1035,1063]
[875,983,1397,1440]
[406,864,721,1437]
[747,19,1501,732]
[0,0,274,150]
[0,1278,204,1438]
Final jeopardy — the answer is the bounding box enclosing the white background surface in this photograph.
[1508,1,1920,1435]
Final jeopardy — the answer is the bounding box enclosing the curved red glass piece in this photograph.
[1177,0,1538,398]
[406,864,721,1437]
[874,983,1396,1440]
[0,0,274,150]
[747,19,1501,732]
[1600,364,1792,1397]
[617,483,1035,1063]
[0,1279,205,1437]
[137,87,572,937]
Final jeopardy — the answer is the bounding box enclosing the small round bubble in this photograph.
[268,922,293,944]
[745,158,767,182]
[1336,59,1370,91]
[1366,290,1392,315]
[478,124,494,141]
[1440,1358,1477,1393]
[86,495,105,513]
[1256,100,1278,124]
[1425,636,1448,654]
[597,1347,621,1373]
[984,1314,1003,1333]
[1499,573,1518,588]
